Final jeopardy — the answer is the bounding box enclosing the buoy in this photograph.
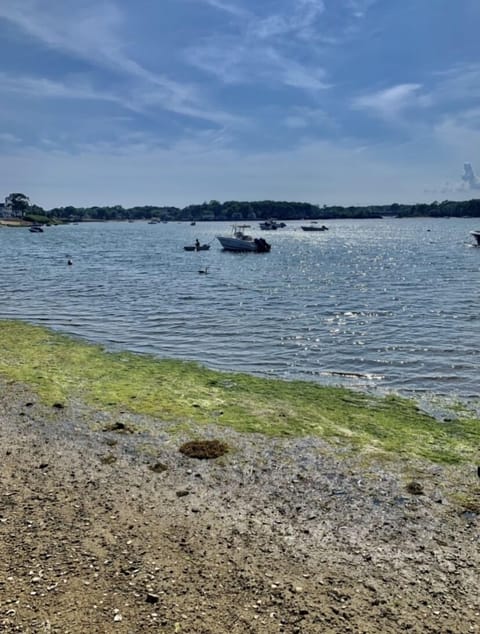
[67,259,73,265]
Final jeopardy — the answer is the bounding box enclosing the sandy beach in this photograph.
[0,377,479,633]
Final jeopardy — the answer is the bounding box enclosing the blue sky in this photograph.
[1,0,480,208]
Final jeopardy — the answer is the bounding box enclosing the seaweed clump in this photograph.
[179,439,229,460]
[406,481,424,495]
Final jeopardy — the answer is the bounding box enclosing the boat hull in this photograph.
[217,236,258,251]
[217,236,270,252]
[301,225,328,232]
[259,220,286,230]
[184,245,210,251]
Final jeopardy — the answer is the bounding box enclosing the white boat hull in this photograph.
[217,236,259,251]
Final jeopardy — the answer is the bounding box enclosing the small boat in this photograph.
[301,224,328,232]
[29,225,44,233]
[470,230,480,246]
[148,219,160,224]
[184,243,211,251]
[259,219,286,230]
[190,221,196,226]
[217,225,271,252]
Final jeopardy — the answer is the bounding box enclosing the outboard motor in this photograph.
[255,237,271,252]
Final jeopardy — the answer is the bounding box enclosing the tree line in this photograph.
[4,193,480,223]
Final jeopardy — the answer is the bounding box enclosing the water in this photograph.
[1,218,479,403]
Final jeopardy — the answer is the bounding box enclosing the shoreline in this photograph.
[1,320,479,465]
[0,377,479,632]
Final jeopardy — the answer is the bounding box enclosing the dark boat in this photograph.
[259,219,286,230]
[301,224,328,232]
[470,230,480,246]
[184,244,211,251]
[29,225,44,233]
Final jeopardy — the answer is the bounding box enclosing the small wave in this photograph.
[324,370,384,380]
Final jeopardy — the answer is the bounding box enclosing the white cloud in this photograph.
[345,0,378,19]
[0,132,21,144]
[186,39,328,92]
[249,0,325,40]
[0,72,243,128]
[195,0,248,18]
[462,163,480,190]
[352,83,423,118]
[185,0,329,94]
[432,64,480,103]
[0,0,233,126]
[0,72,134,107]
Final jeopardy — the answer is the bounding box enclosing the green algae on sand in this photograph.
[0,320,478,464]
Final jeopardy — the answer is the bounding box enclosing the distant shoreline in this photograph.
[4,195,480,225]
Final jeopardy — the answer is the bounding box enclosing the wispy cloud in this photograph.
[283,106,337,130]
[0,132,21,144]
[195,0,249,18]
[0,0,233,126]
[352,83,423,118]
[186,0,330,94]
[249,0,325,41]
[0,71,131,106]
[345,0,378,19]
[187,39,328,92]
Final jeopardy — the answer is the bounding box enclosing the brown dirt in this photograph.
[0,380,479,633]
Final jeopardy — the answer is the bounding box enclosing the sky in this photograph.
[1,0,480,209]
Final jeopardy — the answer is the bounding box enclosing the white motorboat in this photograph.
[470,230,480,246]
[217,225,271,252]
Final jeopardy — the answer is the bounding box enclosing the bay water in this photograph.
[1,218,479,406]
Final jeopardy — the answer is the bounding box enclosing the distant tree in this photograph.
[28,204,45,214]
[5,192,30,218]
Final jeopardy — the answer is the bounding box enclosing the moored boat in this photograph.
[217,225,271,252]
[29,225,44,233]
[259,219,286,230]
[184,244,211,251]
[301,224,328,232]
